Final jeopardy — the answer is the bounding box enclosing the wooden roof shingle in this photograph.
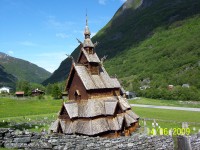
[105,100,118,115]
[75,65,121,90]
[62,97,118,119]
[117,114,124,130]
[82,48,100,63]
[64,102,78,118]
[118,96,131,110]
[49,119,59,132]
[92,118,110,135]
[126,110,140,120]
[107,117,120,131]
[52,107,139,135]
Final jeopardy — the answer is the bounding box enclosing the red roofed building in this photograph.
[15,91,24,97]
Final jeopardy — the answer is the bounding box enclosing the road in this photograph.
[130,104,200,112]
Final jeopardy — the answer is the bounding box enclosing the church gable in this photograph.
[77,48,100,65]
[77,50,88,64]
[67,68,88,100]
[81,48,100,63]
[59,104,68,116]
[65,66,75,91]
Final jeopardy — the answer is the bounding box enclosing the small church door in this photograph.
[74,90,81,100]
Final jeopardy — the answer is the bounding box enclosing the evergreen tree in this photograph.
[52,84,62,99]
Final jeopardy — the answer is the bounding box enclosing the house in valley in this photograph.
[32,88,45,96]
[15,91,24,97]
[50,16,139,137]
[125,91,136,99]
[0,86,11,93]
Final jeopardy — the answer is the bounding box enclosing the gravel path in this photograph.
[130,104,200,112]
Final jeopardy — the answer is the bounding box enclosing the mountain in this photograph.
[43,0,200,94]
[0,52,51,86]
[0,64,17,88]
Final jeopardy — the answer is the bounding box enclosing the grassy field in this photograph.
[129,97,200,108]
[0,96,200,135]
[133,107,200,135]
[0,96,62,118]
[0,96,62,132]
[131,98,200,135]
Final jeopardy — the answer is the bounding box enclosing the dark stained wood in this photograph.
[89,62,99,75]
[57,122,63,133]
[78,51,88,64]
[32,89,44,96]
[88,89,113,99]
[68,71,88,100]
[59,104,70,119]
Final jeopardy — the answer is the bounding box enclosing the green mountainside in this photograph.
[0,64,17,88]
[0,52,51,87]
[106,15,200,99]
[43,0,200,100]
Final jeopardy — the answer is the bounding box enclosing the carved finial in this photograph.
[66,54,75,64]
[84,10,91,37]
[76,38,83,45]
[86,9,88,26]
[100,55,108,66]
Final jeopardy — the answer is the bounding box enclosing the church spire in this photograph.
[83,13,94,48]
[84,12,91,38]
[86,10,88,26]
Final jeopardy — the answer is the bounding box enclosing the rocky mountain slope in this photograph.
[0,52,51,87]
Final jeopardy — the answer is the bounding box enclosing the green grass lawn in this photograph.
[0,96,200,135]
[131,98,200,135]
[133,107,200,135]
[0,96,62,118]
[129,97,200,108]
[0,96,62,132]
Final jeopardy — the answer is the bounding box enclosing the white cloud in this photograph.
[34,51,67,73]
[91,32,97,38]
[98,0,107,5]
[8,50,14,55]
[45,16,75,30]
[37,52,67,60]
[56,33,69,39]
[19,41,37,46]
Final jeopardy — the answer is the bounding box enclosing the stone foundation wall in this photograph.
[177,133,200,150]
[0,128,174,150]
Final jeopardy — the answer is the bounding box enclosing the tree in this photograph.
[16,80,31,96]
[52,84,62,99]
[46,83,53,95]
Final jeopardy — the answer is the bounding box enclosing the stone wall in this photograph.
[0,128,174,150]
[177,133,200,150]
[191,133,200,150]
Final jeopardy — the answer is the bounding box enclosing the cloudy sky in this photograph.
[0,0,126,73]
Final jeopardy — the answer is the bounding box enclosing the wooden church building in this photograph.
[50,16,139,138]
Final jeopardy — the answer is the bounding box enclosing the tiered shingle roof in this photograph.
[50,95,139,135]
[49,15,139,137]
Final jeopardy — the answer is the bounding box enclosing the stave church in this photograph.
[50,15,139,138]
